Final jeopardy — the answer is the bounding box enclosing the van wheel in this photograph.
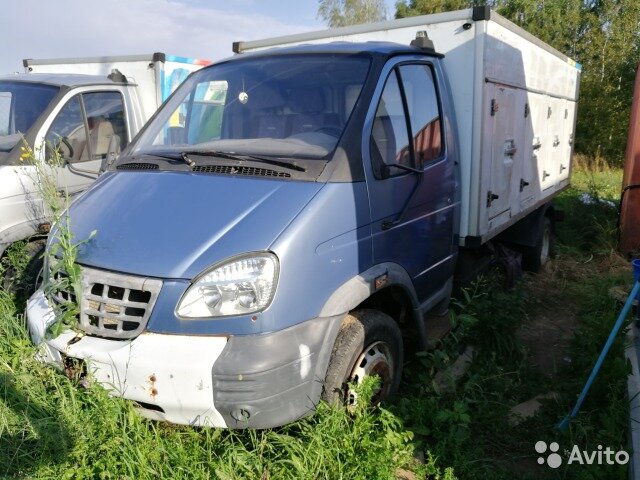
[322,309,403,407]
[523,217,553,272]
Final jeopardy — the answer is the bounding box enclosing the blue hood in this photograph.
[66,171,323,279]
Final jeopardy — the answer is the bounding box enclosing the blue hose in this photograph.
[557,280,640,431]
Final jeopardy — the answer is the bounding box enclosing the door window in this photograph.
[46,91,126,163]
[398,64,442,163]
[370,71,411,177]
[46,95,88,163]
[83,92,127,159]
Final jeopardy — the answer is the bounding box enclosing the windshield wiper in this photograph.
[183,150,306,172]
[138,152,196,168]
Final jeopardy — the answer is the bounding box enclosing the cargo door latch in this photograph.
[487,191,500,207]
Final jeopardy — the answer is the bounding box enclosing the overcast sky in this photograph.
[1,0,397,74]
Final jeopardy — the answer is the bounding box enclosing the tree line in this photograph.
[319,0,640,166]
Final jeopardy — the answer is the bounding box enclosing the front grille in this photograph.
[117,162,159,170]
[193,164,291,178]
[49,266,162,340]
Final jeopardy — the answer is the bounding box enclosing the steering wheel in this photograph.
[51,133,74,159]
[314,126,342,138]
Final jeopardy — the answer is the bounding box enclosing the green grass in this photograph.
[0,168,631,479]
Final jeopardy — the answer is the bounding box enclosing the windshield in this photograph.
[132,54,371,160]
[0,81,59,153]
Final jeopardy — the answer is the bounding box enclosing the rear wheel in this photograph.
[523,216,553,272]
[322,309,403,407]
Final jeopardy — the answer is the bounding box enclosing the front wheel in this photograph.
[322,309,403,407]
[2,240,46,296]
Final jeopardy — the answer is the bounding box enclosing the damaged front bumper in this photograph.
[26,289,229,427]
[26,289,344,429]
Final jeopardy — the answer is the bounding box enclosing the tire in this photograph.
[523,216,553,273]
[2,240,46,296]
[322,309,403,407]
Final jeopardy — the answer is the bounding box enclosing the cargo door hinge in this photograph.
[524,103,530,118]
[487,190,500,207]
[490,99,498,116]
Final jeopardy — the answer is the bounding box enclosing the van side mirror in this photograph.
[100,135,120,173]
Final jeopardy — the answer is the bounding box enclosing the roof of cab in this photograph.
[0,73,131,87]
[223,41,439,62]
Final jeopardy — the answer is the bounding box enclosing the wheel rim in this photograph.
[346,341,394,408]
[540,227,551,266]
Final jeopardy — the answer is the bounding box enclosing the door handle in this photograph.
[560,164,567,173]
[504,139,517,157]
[543,170,550,180]
[520,179,530,191]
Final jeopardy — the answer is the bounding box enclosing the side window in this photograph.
[398,64,442,163]
[83,92,127,160]
[46,95,88,163]
[370,71,411,177]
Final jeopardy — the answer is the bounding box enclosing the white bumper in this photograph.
[26,289,229,427]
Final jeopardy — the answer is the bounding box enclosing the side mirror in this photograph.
[100,135,120,173]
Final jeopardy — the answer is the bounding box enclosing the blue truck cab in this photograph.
[25,39,461,428]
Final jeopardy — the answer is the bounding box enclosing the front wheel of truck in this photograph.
[322,309,403,408]
[1,239,46,297]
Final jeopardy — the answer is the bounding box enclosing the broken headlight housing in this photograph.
[176,252,278,318]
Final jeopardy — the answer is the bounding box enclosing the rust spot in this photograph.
[251,315,258,322]
[149,374,158,398]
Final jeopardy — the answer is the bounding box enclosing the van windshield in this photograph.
[0,81,59,153]
[132,54,371,162]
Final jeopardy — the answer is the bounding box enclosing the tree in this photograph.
[318,0,387,27]
[396,0,476,18]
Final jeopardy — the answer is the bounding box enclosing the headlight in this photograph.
[176,252,278,319]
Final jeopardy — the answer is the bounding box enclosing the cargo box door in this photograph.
[485,84,522,220]
[527,94,551,191]
[543,96,565,187]
[558,99,576,182]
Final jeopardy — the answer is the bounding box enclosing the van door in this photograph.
[365,61,456,301]
[43,90,127,195]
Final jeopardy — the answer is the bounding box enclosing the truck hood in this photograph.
[66,171,324,279]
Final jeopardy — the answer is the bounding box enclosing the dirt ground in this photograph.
[517,268,580,377]
[517,254,629,378]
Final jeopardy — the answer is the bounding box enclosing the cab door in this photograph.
[364,60,457,301]
[40,90,128,195]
